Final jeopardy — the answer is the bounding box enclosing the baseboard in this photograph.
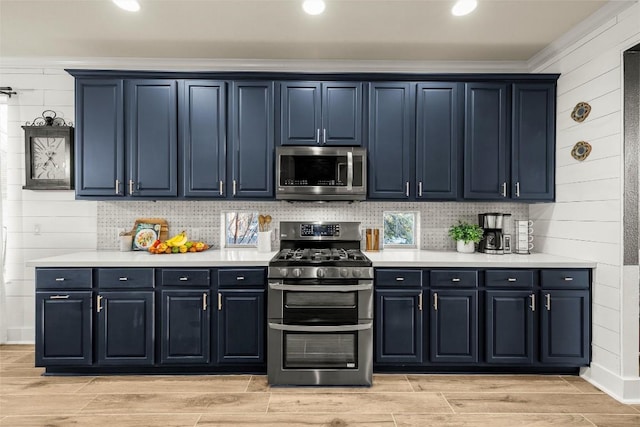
[582,363,640,403]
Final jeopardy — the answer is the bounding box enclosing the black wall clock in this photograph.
[22,111,74,190]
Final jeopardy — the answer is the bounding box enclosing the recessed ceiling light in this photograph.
[113,0,141,12]
[303,0,326,16]
[451,0,477,16]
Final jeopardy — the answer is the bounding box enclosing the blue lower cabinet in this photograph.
[375,289,423,364]
[35,291,93,367]
[485,290,534,364]
[216,289,265,364]
[429,290,478,363]
[96,291,154,365]
[540,290,590,365]
[161,290,211,364]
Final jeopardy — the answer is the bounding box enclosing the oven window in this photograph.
[283,332,357,369]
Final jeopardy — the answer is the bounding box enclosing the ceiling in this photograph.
[0,0,614,62]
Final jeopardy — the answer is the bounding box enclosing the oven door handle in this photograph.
[268,322,372,332]
[268,282,373,292]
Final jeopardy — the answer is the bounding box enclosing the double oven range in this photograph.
[267,221,373,386]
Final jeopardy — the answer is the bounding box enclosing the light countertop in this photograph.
[27,249,596,269]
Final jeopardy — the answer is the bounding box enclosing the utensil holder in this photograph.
[257,231,272,252]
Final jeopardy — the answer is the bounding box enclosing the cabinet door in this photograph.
[127,79,178,197]
[229,81,275,198]
[429,290,478,363]
[464,83,509,199]
[368,82,413,199]
[182,80,226,197]
[375,289,423,364]
[96,291,154,365]
[322,82,363,146]
[485,290,534,364]
[540,290,590,365]
[161,290,210,364]
[35,291,92,366]
[217,289,265,364]
[279,82,321,145]
[512,83,555,201]
[415,82,461,200]
[75,79,124,197]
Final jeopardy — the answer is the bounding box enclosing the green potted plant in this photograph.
[448,221,484,253]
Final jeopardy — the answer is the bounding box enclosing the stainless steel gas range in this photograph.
[267,221,373,386]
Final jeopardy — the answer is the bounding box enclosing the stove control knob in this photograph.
[340,268,349,278]
[316,268,326,278]
[279,268,288,277]
[352,269,362,278]
[292,268,302,278]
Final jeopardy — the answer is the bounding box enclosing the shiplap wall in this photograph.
[529,2,640,395]
[0,68,97,343]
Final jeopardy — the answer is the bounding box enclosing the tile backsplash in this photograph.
[98,200,529,251]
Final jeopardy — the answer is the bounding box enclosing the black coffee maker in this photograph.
[478,213,511,254]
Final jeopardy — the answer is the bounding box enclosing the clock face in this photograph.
[31,136,66,180]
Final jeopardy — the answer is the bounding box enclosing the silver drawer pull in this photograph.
[451,278,461,282]
[119,277,128,281]
[55,278,65,282]
[236,276,245,281]
[508,278,517,282]
[395,277,405,281]
[564,277,574,281]
[179,277,189,281]
[50,295,69,299]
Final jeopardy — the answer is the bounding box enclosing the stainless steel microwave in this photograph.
[275,146,367,201]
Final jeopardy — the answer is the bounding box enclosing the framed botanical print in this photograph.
[22,125,74,190]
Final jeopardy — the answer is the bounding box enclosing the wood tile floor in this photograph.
[1,345,639,426]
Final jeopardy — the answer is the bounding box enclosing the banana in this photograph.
[166,231,187,247]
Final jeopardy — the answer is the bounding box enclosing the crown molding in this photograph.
[0,56,529,74]
[527,0,638,72]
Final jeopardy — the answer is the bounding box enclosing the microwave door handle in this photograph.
[268,322,372,332]
[347,151,353,190]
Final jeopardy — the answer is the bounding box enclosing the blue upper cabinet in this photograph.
[181,81,227,198]
[512,83,556,201]
[464,83,509,200]
[367,82,414,199]
[75,79,125,197]
[279,81,363,146]
[127,80,178,197]
[229,81,275,198]
[415,83,462,200]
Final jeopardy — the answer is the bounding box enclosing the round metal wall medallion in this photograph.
[571,141,592,161]
[571,102,591,122]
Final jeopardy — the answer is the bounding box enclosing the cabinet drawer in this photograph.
[485,270,534,288]
[218,268,265,287]
[376,269,422,287]
[430,270,478,288]
[160,269,210,287]
[541,269,590,289]
[36,268,92,290]
[97,268,154,289]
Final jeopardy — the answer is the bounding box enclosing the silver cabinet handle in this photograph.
[405,182,410,197]
[346,151,353,191]
[316,128,321,144]
[203,293,208,311]
[232,180,237,196]
[129,179,134,195]
[395,277,404,281]
[530,293,536,312]
[418,181,423,197]
[115,179,120,195]
[96,295,103,313]
[516,182,520,197]
[179,277,188,281]
[219,180,223,196]
[451,278,461,282]
[564,277,574,281]
[545,293,551,311]
[508,278,517,282]
[119,277,128,281]
[268,322,372,332]
[323,128,327,144]
[418,292,423,311]
[236,276,245,281]
[433,292,438,311]
[218,292,222,311]
[55,277,65,282]
[502,182,507,197]
[49,295,69,299]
